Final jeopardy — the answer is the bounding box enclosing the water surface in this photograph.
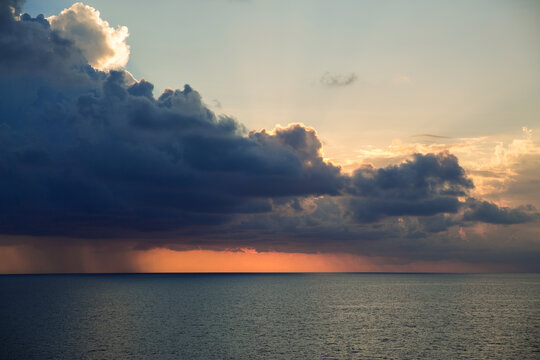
[1,273,539,359]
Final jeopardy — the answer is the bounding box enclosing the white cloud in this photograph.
[48,2,130,71]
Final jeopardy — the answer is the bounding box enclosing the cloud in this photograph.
[48,3,130,71]
[0,4,346,237]
[347,152,473,222]
[0,75,345,236]
[463,200,538,225]
[0,3,88,79]
[0,1,539,271]
[320,72,357,87]
[1,0,21,18]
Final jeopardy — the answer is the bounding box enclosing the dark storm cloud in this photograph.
[0,72,345,236]
[0,2,345,237]
[1,1,539,269]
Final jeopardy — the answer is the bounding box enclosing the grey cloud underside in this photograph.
[0,2,538,268]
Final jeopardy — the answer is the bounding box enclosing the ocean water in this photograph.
[1,274,539,359]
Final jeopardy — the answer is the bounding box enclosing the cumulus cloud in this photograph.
[48,2,130,71]
[320,72,357,87]
[0,5,87,79]
[0,72,345,236]
[0,2,345,237]
[463,200,538,225]
[0,1,539,270]
[347,152,473,222]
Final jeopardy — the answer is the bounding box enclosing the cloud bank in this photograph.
[0,1,538,271]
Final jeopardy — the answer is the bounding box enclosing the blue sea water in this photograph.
[1,274,539,359]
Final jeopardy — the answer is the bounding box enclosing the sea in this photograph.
[1,273,539,359]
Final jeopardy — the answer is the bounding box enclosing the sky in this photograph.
[0,0,539,272]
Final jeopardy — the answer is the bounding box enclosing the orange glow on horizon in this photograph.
[0,245,511,274]
[132,248,506,273]
[133,248,369,273]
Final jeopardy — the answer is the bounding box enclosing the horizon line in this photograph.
[1,272,537,276]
